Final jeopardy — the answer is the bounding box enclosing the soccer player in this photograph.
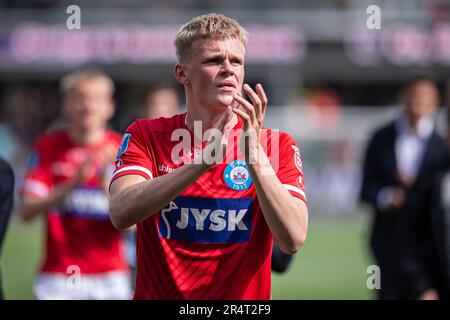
[109,13,308,299]
[18,70,131,300]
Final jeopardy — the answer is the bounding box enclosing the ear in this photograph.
[174,64,190,86]
[105,99,116,121]
[61,97,70,119]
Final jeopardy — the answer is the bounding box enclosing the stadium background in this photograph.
[1,0,449,299]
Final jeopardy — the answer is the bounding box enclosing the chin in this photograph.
[216,94,234,107]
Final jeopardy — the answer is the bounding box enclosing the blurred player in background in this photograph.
[141,84,182,119]
[17,70,131,300]
[360,77,449,299]
[0,157,14,300]
[109,13,308,299]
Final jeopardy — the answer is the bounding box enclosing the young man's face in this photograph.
[63,80,114,131]
[182,37,245,110]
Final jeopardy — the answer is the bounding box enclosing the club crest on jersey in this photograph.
[116,133,131,161]
[224,160,252,191]
[158,196,253,244]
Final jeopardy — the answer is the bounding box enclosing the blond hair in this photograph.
[174,13,248,63]
[60,70,115,97]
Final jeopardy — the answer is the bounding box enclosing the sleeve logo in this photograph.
[291,145,303,172]
[116,133,131,161]
[26,151,39,170]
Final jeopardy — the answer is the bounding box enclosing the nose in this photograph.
[220,59,235,76]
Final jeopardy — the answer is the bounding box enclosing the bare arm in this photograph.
[109,107,234,230]
[19,179,78,222]
[232,83,308,254]
[109,162,211,230]
[18,158,92,222]
[248,148,308,254]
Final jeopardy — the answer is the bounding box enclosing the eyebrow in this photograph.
[202,52,243,62]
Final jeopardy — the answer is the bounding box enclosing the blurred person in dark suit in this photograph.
[360,77,449,299]
[0,157,14,300]
[401,81,450,300]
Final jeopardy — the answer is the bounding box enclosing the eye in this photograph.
[230,59,242,66]
[205,57,221,64]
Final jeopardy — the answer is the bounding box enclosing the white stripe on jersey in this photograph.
[112,165,153,180]
[283,184,306,199]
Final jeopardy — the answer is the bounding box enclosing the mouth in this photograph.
[217,81,237,91]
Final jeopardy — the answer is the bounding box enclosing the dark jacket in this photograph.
[402,164,450,299]
[0,157,14,300]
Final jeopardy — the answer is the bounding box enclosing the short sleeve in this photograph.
[276,133,307,204]
[111,121,155,183]
[21,138,53,199]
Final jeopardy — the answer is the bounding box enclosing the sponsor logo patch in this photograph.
[158,196,253,243]
[58,186,109,220]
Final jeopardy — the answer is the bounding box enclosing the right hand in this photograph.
[390,187,406,208]
[72,155,94,186]
[418,289,439,300]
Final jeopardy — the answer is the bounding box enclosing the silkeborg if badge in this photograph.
[224,160,252,191]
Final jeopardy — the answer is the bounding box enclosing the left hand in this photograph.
[232,83,268,163]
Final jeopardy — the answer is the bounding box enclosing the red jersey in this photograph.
[22,129,129,274]
[111,113,306,299]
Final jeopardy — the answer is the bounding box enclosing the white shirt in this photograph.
[377,115,434,209]
[395,116,434,183]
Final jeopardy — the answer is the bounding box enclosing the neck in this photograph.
[186,102,237,136]
[69,126,106,146]
[406,115,422,131]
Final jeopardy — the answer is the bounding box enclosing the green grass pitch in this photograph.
[0,214,375,299]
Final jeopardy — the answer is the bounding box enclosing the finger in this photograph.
[233,94,256,121]
[243,83,262,118]
[230,94,240,108]
[232,107,250,122]
[255,83,268,115]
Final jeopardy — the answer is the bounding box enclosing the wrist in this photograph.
[247,146,272,172]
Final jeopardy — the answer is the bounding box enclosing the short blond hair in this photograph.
[60,70,115,97]
[174,13,248,63]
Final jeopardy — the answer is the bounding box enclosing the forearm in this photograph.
[248,148,308,254]
[19,180,77,221]
[110,162,211,229]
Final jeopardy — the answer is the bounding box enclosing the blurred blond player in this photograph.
[141,84,181,119]
[18,70,131,300]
